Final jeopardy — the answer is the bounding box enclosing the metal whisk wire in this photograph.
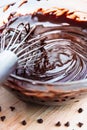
[0,23,46,83]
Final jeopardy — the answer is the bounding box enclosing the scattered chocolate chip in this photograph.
[21,120,27,126]
[74,100,79,102]
[64,121,70,127]
[37,118,43,124]
[9,106,15,111]
[0,116,6,122]
[55,121,61,127]
[70,97,75,100]
[0,106,2,112]
[54,99,59,102]
[77,122,83,127]
[78,108,83,113]
[61,99,66,101]
[64,96,69,99]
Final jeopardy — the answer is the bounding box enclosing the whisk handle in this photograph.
[0,50,18,84]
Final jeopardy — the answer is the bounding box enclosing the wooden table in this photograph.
[0,86,87,130]
[0,0,87,130]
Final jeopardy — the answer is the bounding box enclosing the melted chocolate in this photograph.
[0,8,87,83]
[24,25,87,83]
[3,2,16,12]
[18,0,28,8]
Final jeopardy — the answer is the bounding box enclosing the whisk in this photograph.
[0,23,46,84]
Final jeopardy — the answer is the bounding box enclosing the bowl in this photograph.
[4,23,87,105]
[1,1,87,105]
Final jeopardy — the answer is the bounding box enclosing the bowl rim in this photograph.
[10,74,87,86]
[9,25,87,88]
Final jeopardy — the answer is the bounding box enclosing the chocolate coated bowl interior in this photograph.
[2,8,87,105]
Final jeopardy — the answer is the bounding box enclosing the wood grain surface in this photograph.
[0,0,87,130]
[0,86,87,130]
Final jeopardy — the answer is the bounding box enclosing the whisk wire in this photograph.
[0,23,48,83]
[17,36,46,58]
[1,35,3,51]
[18,45,45,65]
[5,23,28,51]
[0,33,5,51]
[9,30,23,51]
[5,28,19,50]
[2,34,5,50]
[18,51,43,64]
[13,25,36,53]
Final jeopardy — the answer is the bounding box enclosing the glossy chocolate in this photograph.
[0,7,87,83]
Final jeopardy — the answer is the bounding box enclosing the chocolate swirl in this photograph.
[23,25,87,83]
[0,8,87,83]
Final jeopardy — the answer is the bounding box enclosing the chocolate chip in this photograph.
[64,96,69,99]
[0,106,2,112]
[78,108,83,113]
[70,97,75,100]
[54,99,59,102]
[1,116,6,122]
[55,121,61,127]
[37,118,43,124]
[9,106,15,111]
[21,120,27,126]
[74,100,79,102]
[64,121,70,127]
[62,99,66,101]
[77,122,83,127]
